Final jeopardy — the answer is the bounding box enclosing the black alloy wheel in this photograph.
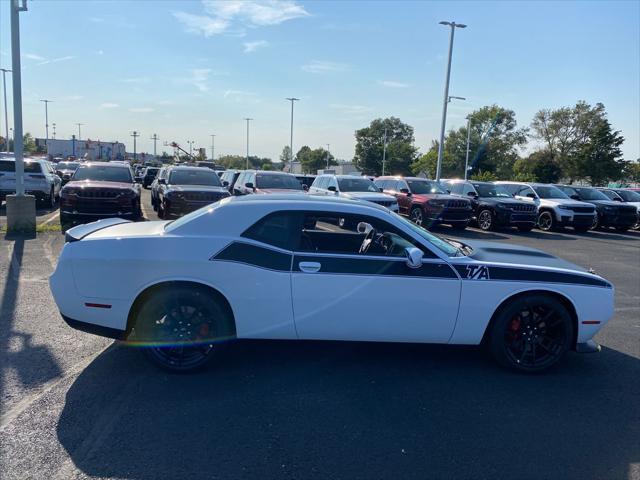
[477,209,494,231]
[133,285,234,372]
[489,295,573,373]
[537,211,555,231]
[409,206,424,226]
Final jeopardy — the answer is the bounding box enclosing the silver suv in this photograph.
[0,157,62,208]
[496,181,596,232]
[309,174,399,212]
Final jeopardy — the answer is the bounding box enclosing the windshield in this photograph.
[338,177,379,192]
[72,165,132,183]
[473,183,512,198]
[256,173,302,190]
[575,187,609,200]
[57,162,79,170]
[600,189,621,200]
[532,185,569,199]
[407,180,446,194]
[392,212,461,256]
[616,190,640,202]
[169,169,222,186]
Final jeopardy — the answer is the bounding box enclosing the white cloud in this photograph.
[301,60,349,74]
[190,69,211,92]
[100,102,119,109]
[129,107,155,113]
[174,0,309,37]
[62,95,84,101]
[223,89,258,101]
[120,77,151,84]
[243,40,268,53]
[378,80,409,88]
[36,56,75,66]
[329,103,372,115]
[25,53,45,61]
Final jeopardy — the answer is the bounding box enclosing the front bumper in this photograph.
[558,212,595,227]
[495,210,537,227]
[426,207,473,226]
[598,211,637,228]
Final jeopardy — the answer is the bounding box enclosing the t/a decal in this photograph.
[466,265,490,280]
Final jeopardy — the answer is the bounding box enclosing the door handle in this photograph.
[299,261,321,273]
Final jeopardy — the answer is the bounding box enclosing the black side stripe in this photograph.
[213,242,291,271]
[293,255,458,279]
[453,264,610,288]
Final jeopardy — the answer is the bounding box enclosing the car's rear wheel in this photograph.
[409,206,424,226]
[132,285,234,372]
[537,211,555,231]
[477,209,494,231]
[488,294,573,373]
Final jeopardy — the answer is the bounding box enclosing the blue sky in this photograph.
[0,0,638,161]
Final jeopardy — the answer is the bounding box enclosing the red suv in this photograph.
[374,176,473,229]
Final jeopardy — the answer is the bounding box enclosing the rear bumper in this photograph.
[426,207,473,225]
[62,313,127,340]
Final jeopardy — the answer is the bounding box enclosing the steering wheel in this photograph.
[358,227,377,254]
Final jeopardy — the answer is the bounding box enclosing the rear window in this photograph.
[0,160,42,173]
[73,165,132,183]
[255,173,302,190]
[169,169,222,186]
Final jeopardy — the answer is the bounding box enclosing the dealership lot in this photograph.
[0,190,639,480]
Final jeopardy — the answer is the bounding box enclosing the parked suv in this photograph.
[0,157,62,208]
[309,174,399,212]
[598,188,640,229]
[142,167,160,189]
[54,160,80,185]
[497,182,597,232]
[59,162,141,227]
[375,176,471,229]
[156,166,230,219]
[233,170,304,195]
[443,180,537,231]
[150,167,169,211]
[555,185,637,231]
[220,169,241,193]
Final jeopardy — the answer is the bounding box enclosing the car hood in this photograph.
[256,188,305,194]
[166,185,229,194]
[586,199,629,208]
[539,198,593,208]
[478,197,527,206]
[84,219,169,240]
[463,239,587,272]
[412,193,467,203]
[64,180,134,190]
[342,191,396,202]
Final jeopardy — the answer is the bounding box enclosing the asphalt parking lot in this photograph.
[1,189,639,480]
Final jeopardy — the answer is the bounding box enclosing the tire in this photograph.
[132,285,235,372]
[409,206,424,226]
[39,187,55,209]
[592,214,601,230]
[157,199,166,219]
[573,225,590,233]
[488,294,574,373]
[537,210,556,231]
[60,212,71,229]
[517,225,534,232]
[477,209,494,231]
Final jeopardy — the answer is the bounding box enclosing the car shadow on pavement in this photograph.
[57,340,639,480]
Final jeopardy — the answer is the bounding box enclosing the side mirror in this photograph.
[245,182,254,189]
[400,188,410,194]
[222,180,229,187]
[158,178,166,185]
[134,176,142,183]
[446,189,451,194]
[467,191,477,198]
[303,184,309,192]
[570,194,580,200]
[378,187,384,192]
[405,247,424,269]
[526,193,536,199]
[327,185,337,192]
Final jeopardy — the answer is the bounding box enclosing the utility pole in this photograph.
[150,133,158,157]
[210,134,215,161]
[1,68,11,152]
[75,122,83,140]
[464,116,472,180]
[244,118,253,169]
[187,140,194,158]
[286,97,299,168]
[40,99,51,146]
[382,127,388,176]
[326,143,331,168]
[52,122,56,139]
[131,131,140,161]
[435,20,466,181]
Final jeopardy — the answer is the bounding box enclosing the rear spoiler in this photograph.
[65,218,132,243]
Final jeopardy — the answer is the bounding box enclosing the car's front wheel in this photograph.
[131,285,235,372]
[537,211,556,231]
[488,294,574,373]
[477,209,494,231]
[409,206,424,226]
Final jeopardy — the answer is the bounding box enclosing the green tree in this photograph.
[513,150,562,183]
[280,146,292,164]
[470,170,498,181]
[261,162,273,171]
[296,146,335,173]
[571,119,625,186]
[411,141,457,178]
[354,117,418,175]
[23,133,37,154]
[624,161,640,184]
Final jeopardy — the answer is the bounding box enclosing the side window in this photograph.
[236,172,247,187]
[396,180,408,192]
[327,177,338,190]
[242,211,303,250]
[373,179,386,190]
[518,186,534,197]
[248,173,256,186]
[462,183,476,196]
[314,176,325,189]
[447,182,461,195]
[500,184,516,195]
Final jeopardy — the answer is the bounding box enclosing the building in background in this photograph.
[40,138,126,160]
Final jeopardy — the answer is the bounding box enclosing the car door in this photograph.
[514,185,539,207]
[291,210,461,343]
[462,183,480,211]
[395,179,412,214]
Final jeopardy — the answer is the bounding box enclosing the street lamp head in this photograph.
[439,21,451,26]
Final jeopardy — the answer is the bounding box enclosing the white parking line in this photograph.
[40,211,60,225]
[140,199,150,220]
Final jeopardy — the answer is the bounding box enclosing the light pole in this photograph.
[76,122,83,140]
[150,133,158,157]
[131,131,139,161]
[435,20,466,181]
[52,122,56,139]
[326,143,331,168]
[244,118,253,169]
[286,97,299,168]
[40,99,52,146]
[210,134,216,161]
[187,140,194,158]
[382,127,388,176]
[464,116,472,180]
[1,68,11,152]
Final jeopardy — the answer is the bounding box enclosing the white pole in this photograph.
[286,98,298,168]
[435,21,466,181]
[210,134,215,161]
[1,69,11,152]
[382,127,387,176]
[11,0,26,196]
[244,118,252,169]
[464,116,471,180]
[326,143,330,168]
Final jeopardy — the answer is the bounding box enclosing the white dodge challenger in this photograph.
[49,194,614,373]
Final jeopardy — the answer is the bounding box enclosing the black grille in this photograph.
[182,192,227,202]
[510,204,536,212]
[75,199,132,214]
[78,189,124,199]
[446,199,469,208]
[619,205,637,214]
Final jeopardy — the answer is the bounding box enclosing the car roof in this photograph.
[80,162,130,168]
[377,176,433,181]
[226,192,389,211]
